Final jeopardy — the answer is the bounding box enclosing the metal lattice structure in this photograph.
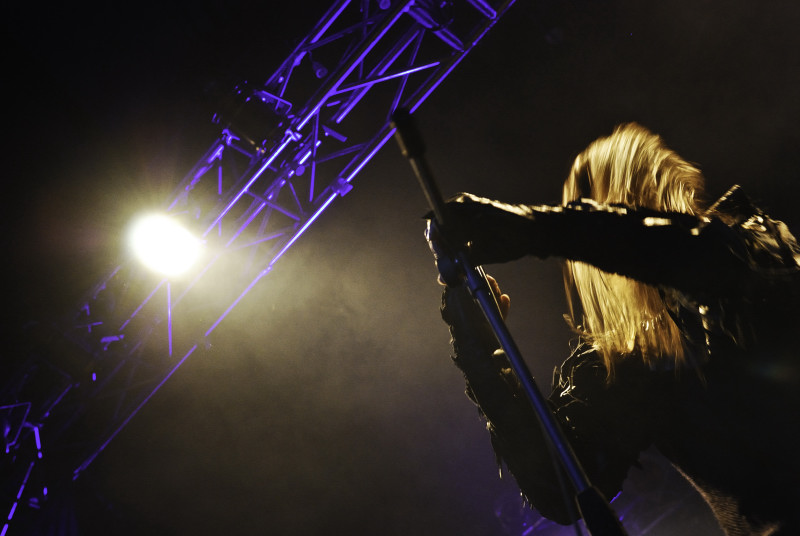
[1,1,515,533]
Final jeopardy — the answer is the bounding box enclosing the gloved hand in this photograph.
[425,219,463,287]
[437,193,554,266]
[441,274,510,360]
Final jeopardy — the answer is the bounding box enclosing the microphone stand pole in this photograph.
[391,108,627,536]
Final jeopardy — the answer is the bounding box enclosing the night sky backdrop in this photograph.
[5,1,800,535]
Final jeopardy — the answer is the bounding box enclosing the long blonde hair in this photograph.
[562,123,706,374]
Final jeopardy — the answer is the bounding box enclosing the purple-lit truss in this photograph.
[1,0,515,532]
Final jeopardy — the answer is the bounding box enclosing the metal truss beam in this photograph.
[1,0,515,532]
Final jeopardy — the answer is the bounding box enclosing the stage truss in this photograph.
[1,1,516,534]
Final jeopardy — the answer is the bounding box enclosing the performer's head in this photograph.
[561,123,706,374]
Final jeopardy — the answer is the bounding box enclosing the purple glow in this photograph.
[389,32,423,115]
[234,231,287,251]
[334,62,440,96]
[203,137,292,237]
[100,334,123,349]
[204,269,271,337]
[333,30,421,124]
[191,145,224,181]
[173,251,224,305]
[269,192,337,269]
[469,0,516,46]
[222,129,239,146]
[210,144,225,160]
[310,0,351,44]
[298,140,321,165]
[119,280,165,331]
[408,1,516,115]
[80,321,103,334]
[321,124,347,142]
[88,272,110,297]
[7,503,16,521]
[225,202,266,248]
[21,0,520,512]
[2,403,30,450]
[33,426,41,452]
[1,523,7,535]
[407,3,437,28]
[246,193,300,221]
[42,385,71,419]
[343,130,395,183]
[14,462,33,502]
[168,142,225,211]
[66,0,518,488]
[409,57,465,114]
[298,1,412,131]
[74,344,199,480]
[433,28,464,51]
[203,191,338,338]
[467,0,497,19]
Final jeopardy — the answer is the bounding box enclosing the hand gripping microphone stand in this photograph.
[390,108,627,536]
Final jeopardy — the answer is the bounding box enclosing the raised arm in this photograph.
[441,282,577,524]
[441,282,652,525]
[442,193,753,303]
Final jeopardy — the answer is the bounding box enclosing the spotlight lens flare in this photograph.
[129,214,202,277]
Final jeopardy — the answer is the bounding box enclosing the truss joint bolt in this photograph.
[333,178,353,197]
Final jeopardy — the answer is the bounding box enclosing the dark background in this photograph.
[4,1,799,534]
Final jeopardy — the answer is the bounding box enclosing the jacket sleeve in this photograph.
[442,193,753,303]
[442,285,653,524]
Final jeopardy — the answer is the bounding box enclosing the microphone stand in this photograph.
[391,108,627,536]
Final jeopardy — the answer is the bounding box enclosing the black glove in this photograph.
[439,193,554,265]
[440,284,498,356]
[425,219,464,286]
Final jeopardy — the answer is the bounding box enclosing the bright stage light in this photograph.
[129,214,202,277]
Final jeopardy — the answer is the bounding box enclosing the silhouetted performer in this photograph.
[435,123,800,536]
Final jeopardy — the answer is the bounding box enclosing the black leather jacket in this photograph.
[442,186,800,535]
